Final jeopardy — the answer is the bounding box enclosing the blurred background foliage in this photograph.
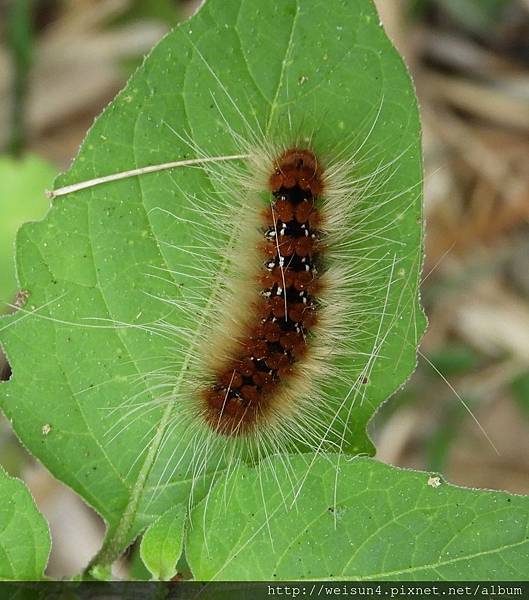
[0,0,528,579]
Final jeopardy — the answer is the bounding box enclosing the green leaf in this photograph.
[187,455,529,580]
[0,155,54,310]
[428,344,481,377]
[435,0,510,36]
[140,504,186,580]
[0,467,51,580]
[0,0,424,567]
[512,372,529,418]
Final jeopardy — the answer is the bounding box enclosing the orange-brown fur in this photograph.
[202,149,325,435]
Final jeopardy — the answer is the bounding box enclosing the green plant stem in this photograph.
[6,0,34,155]
[85,399,175,575]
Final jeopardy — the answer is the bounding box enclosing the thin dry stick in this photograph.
[46,154,250,198]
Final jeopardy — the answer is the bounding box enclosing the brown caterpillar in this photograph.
[95,113,413,500]
[202,149,325,436]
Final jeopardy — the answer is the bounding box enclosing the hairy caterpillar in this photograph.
[93,103,423,514]
[201,148,326,436]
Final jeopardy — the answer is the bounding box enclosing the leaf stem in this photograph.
[85,399,175,574]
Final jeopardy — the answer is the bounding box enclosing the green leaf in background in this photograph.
[187,455,529,580]
[0,0,423,568]
[0,155,54,310]
[512,372,529,418]
[0,467,50,580]
[140,504,186,580]
[119,0,180,26]
[428,344,481,377]
[434,0,511,36]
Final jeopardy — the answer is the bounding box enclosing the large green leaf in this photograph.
[0,0,423,567]
[0,467,50,580]
[187,455,529,580]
